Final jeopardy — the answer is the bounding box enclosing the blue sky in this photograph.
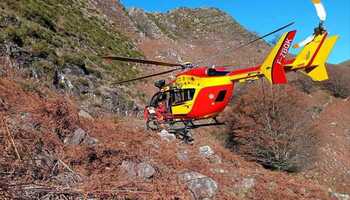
[121,0,350,64]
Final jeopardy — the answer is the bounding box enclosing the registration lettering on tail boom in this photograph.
[260,30,297,84]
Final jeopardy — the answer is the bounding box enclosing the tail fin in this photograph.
[289,33,338,81]
[260,31,297,84]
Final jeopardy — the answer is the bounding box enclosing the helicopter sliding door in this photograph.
[170,88,196,115]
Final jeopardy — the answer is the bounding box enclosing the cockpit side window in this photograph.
[150,92,168,107]
[171,89,196,105]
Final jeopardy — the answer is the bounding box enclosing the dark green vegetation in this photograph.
[0,0,141,86]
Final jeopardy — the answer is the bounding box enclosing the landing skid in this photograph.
[146,118,225,144]
[187,121,225,129]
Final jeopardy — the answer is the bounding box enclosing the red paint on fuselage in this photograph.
[227,66,260,76]
[172,65,263,119]
[176,67,208,77]
[176,66,231,77]
[186,83,234,119]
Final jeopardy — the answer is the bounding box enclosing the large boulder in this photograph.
[178,171,218,200]
[64,128,98,145]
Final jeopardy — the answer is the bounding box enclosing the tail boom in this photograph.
[226,31,338,84]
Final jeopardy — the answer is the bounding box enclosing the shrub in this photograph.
[321,66,350,98]
[225,83,318,172]
[290,74,318,94]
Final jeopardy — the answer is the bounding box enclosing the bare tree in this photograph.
[226,83,318,172]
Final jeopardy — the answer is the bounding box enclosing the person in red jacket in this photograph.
[155,101,167,121]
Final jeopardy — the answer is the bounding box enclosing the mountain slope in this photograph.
[0,63,332,200]
[128,7,270,66]
[340,60,350,66]
[0,0,144,115]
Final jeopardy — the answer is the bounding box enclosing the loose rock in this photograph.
[158,129,176,142]
[199,146,215,158]
[64,128,98,146]
[137,162,156,179]
[120,161,155,179]
[179,171,218,200]
[64,128,87,145]
[120,160,137,177]
[199,146,221,164]
[177,149,189,161]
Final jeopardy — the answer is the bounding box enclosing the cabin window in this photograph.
[207,68,230,76]
[171,89,195,105]
[215,90,227,102]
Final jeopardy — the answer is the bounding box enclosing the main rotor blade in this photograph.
[198,22,295,65]
[234,22,295,50]
[102,56,183,67]
[115,68,181,84]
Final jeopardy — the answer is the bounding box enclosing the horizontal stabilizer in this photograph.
[291,34,338,81]
[305,64,328,81]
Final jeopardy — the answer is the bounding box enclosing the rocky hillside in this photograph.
[128,7,269,66]
[1,0,350,199]
[0,0,145,116]
[0,63,339,200]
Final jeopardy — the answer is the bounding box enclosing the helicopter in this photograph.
[103,0,338,143]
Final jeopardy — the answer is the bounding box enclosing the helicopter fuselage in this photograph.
[154,66,262,120]
[171,67,234,119]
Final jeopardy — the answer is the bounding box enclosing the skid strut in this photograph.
[146,116,225,144]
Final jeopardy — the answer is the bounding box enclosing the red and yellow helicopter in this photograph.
[104,0,338,142]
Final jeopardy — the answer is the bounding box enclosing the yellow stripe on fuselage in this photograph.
[171,68,263,115]
[171,75,232,115]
